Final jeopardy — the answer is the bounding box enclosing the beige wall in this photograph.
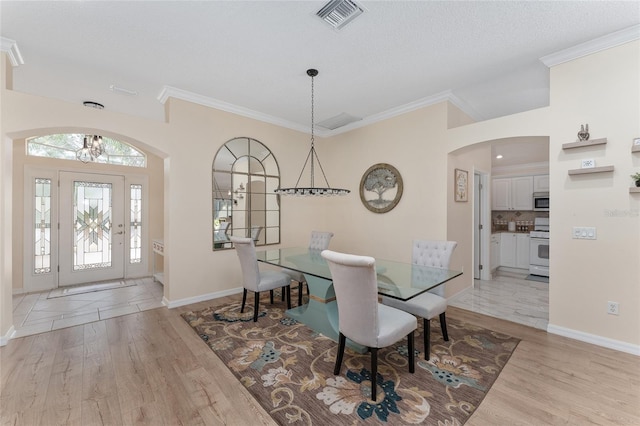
[1,54,14,341]
[1,40,638,351]
[445,41,639,348]
[548,41,639,345]
[324,104,451,260]
[447,143,493,288]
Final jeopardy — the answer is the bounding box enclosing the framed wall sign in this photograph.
[454,168,468,202]
[359,163,403,213]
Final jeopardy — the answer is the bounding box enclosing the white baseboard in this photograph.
[163,287,244,309]
[0,326,16,346]
[547,323,640,356]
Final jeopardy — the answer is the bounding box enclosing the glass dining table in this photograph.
[256,247,463,353]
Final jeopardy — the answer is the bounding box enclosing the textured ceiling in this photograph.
[1,1,639,152]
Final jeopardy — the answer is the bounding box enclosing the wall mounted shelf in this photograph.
[562,138,607,150]
[568,165,614,175]
[630,187,640,193]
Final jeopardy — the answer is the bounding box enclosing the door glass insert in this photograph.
[73,181,113,270]
[34,178,52,274]
[130,184,142,264]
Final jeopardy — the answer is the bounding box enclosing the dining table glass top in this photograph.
[256,247,463,301]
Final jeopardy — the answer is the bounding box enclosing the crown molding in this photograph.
[540,24,640,67]
[157,85,309,134]
[319,90,484,136]
[0,37,24,67]
[158,86,483,137]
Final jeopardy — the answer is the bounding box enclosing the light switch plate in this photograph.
[581,159,595,168]
[573,226,597,240]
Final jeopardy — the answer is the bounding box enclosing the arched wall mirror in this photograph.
[212,137,280,250]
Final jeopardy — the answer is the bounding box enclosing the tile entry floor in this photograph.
[12,277,164,339]
[449,270,549,330]
[11,271,547,340]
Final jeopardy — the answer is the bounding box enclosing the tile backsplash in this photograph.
[492,210,549,232]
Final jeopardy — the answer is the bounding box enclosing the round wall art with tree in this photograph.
[359,163,403,213]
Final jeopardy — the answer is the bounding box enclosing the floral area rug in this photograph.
[181,295,519,425]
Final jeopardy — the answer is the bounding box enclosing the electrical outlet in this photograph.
[607,301,619,315]
[573,227,597,240]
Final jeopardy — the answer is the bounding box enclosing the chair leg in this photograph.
[298,282,303,306]
[370,347,378,402]
[270,289,274,305]
[253,291,260,322]
[334,333,346,375]
[408,331,415,373]
[281,287,285,301]
[440,312,449,341]
[286,285,292,310]
[241,289,247,313]
[424,318,431,360]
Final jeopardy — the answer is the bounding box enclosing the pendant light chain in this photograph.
[310,71,315,188]
[274,68,350,196]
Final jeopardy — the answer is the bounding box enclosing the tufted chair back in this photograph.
[321,250,380,348]
[230,236,260,292]
[412,240,457,297]
[309,231,334,251]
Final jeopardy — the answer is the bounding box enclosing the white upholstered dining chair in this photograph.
[230,236,291,322]
[282,231,334,305]
[321,249,416,402]
[381,240,457,360]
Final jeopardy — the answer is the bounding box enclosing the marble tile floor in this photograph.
[12,277,164,339]
[449,270,549,330]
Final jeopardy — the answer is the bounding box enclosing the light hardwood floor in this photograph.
[1,295,639,425]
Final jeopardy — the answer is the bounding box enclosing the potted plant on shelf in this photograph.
[631,172,640,187]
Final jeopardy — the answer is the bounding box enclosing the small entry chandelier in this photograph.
[76,135,105,163]
[274,69,350,196]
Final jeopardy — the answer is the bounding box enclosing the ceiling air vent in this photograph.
[317,113,362,130]
[316,0,364,30]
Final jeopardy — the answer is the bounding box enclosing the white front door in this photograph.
[58,172,125,286]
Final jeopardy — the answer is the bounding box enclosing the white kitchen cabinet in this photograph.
[499,232,530,270]
[490,234,500,271]
[533,175,550,192]
[515,233,530,269]
[492,176,533,210]
[492,179,511,210]
[500,233,516,267]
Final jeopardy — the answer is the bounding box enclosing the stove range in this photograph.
[529,217,550,277]
[530,230,549,239]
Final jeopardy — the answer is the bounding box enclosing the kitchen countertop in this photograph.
[492,230,531,234]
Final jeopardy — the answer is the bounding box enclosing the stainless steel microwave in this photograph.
[533,192,549,211]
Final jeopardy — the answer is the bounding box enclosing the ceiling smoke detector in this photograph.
[316,0,364,30]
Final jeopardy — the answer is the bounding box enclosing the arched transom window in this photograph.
[27,134,146,167]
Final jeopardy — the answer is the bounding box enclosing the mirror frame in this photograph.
[212,137,281,250]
